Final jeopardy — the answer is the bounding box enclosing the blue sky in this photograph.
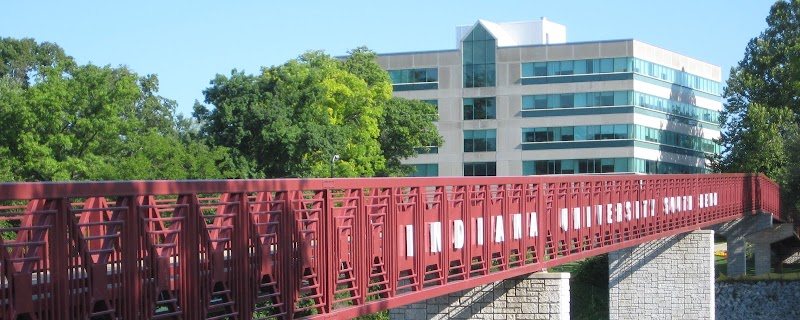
[1,0,776,116]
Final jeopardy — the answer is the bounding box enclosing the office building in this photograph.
[376,18,721,176]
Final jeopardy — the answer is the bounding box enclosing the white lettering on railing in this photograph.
[585,206,592,228]
[430,222,442,253]
[529,212,538,237]
[476,218,484,246]
[402,192,720,256]
[573,207,581,230]
[625,201,632,221]
[405,225,414,257]
[453,220,465,249]
[596,205,604,225]
[494,216,505,243]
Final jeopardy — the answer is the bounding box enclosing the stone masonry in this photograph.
[389,272,570,320]
[609,230,714,320]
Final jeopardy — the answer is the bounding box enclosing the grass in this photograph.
[714,249,800,279]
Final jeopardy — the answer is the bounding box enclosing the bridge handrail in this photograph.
[0,173,781,319]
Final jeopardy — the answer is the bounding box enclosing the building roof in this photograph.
[456,18,567,48]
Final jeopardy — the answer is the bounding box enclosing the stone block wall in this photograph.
[608,230,714,320]
[388,272,570,320]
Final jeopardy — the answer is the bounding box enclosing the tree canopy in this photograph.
[0,37,235,181]
[1,38,441,182]
[195,48,441,178]
[720,0,800,217]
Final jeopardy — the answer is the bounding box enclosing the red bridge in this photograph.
[0,174,781,319]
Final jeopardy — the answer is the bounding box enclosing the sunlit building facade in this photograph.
[377,18,722,176]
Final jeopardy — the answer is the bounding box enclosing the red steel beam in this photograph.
[0,174,781,319]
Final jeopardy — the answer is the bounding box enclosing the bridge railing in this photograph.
[0,173,780,319]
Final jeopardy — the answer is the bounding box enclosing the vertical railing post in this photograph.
[413,186,424,290]
[122,195,142,319]
[233,192,253,319]
[355,188,367,307]
[179,194,201,319]
[51,198,69,320]
[322,188,334,315]
[283,191,297,320]
[386,187,398,299]
[535,179,546,266]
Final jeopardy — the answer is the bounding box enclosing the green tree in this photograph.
[721,0,800,219]
[196,47,441,178]
[0,37,74,89]
[0,37,232,181]
[378,98,441,176]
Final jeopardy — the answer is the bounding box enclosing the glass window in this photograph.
[523,158,707,175]
[574,126,587,140]
[463,45,474,65]
[464,97,496,120]
[521,96,533,110]
[601,159,615,173]
[587,126,601,140]
[600,125,614,139]
[575,93,588,107]
[520,57,722,95]
[534,62,547,76]
[464,129,496,152]
[548,62,558,76]
[614,58,630,72]
[522,161,535,175]
[534,128,548,142]
[389,71,403,84]
[559,94,574,108]
[473,41,486,63]
[614,124,629,139]
[411,164,438,177]
[522,128,535,142]
[473,64,486,86]
[561,160,575,174]
[574,60,587,74]
[559,60,574,75]
[426,68,438,82]
[464,162,496,176]
[561,127,574,141]
[535,96,548,109]
[535,161,549,175]
[614,158,629,172]
[485,63,496,86]
[463,24,496,88]
[600,59,614,73]
[522,63,534,77]
[388,68,438,84]
[596,92,614,106]
[614,91,630,105]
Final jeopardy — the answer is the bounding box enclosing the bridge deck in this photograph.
[0,174,781,319]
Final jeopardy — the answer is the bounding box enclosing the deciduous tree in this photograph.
[196,48,442,178]
[0,38,232,181]
[721,0,800,218]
